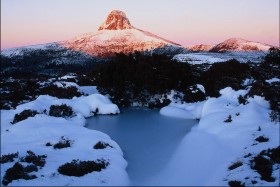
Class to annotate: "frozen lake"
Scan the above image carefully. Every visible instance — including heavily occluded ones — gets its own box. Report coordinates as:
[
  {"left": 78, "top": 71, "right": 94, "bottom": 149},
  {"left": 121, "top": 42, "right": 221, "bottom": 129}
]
[{"left": 86, "top": 107, "right": 197, "bottom": 186}]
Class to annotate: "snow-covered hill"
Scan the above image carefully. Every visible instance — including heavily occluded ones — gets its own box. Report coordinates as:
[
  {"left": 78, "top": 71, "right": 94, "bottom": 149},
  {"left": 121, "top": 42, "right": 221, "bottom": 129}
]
[
  {"left": 210, "top": 38, "right": 272, "bottom": 52},
  {"left": 1, "top": 10, "right": 185, "bottom": 60}
]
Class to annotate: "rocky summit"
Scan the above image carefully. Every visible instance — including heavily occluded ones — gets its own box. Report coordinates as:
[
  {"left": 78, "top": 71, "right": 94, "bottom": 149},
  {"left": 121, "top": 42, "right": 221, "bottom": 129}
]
[{"left": 98, "top": 10, "right": 134, "bottom": 30}]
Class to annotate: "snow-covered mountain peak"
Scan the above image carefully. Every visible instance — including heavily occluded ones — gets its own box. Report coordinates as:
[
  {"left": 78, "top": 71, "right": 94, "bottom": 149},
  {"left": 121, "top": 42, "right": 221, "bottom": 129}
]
[
  {"left": 98, "top": 10, "right": 134, "bottom": 31},
  {"left": 1, "top": 10, "right": 185, "bottom": 59}
]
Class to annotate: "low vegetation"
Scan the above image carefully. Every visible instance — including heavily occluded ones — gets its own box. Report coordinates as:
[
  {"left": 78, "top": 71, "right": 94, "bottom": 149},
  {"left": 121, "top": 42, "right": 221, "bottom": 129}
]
[
  {"left": 201, "top": 59, "right": 250, "bottom": 97},
  {"left": 12, "top": 110, "right": 39, "bottom": 124},
  {"left": 224, "top": 115, "right": 232, "bottom": 123},
  {"left": 40, "top": 84, "right": 81, "bottom": 99},
  {"left": 58, "top": 159, "right": 109, "bottom": 177},
  {"left": 49, "top": 104, "right": 74, "bottom": 118},
  {"left": 19, "top": 150, "right": 47, "bottom": 168},
  {"left": 0, "top": 153, "right": 19, "bottom": 164},
  {"left": 93, "top": 141, "right": 113, "bottom": 149},
  {"left": 228, "top": 161, "right": 243, "bottom": 170},
  {"left": 228, "top": 180, "right": 245, "bottom": 187},
  {"left": 53, "top": 136, "right": 73, "bottom": 149},
  {"left": 249, "top": 147, "right": 279, "bottom": 182},
  {"left": 255, "top": 136, "right": 269, "bottom": 143},
  {"left": 93, "top": 53, "right": 198, "bottom": 107},
  {"left": 1, "top": 151, "right": 47, "bottom": 186},
  {"left": 2, "top": 162, "right": 37, "bottom": 186}
]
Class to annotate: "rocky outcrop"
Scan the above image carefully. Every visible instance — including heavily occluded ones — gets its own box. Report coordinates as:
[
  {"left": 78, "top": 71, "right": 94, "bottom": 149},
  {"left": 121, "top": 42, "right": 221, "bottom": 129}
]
[{"left": 98, "top": 10, "right": 134, "bottom": 30}]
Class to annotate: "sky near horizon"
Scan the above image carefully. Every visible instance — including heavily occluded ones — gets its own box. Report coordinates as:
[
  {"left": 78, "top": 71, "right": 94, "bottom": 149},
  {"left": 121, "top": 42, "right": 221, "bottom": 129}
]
[{"left": 1, "top": 0, "right": 279, "bottom": 49}]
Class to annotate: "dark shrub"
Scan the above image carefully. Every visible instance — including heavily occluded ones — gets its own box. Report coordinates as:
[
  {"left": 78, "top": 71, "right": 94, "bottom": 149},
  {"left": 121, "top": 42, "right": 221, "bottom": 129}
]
[
  {"left": 260, "top": 146, "right": 280, "bottom": 164},
  {"left": 244, "top": 153, "right": 252, "bottom": 158},
  {"left": 251, "top": 180, "right": 257, "bottom": 185},
  {"left": 201, "top": 59, "right": 250, "bottom": 97},
  {"left": 0, "top": 75, "right": 43, "bottom": 110},
  {"left": 224, "top": 115, "right": 232, "bottom": 123},
  {"left": 40, "top": 84, "right": 81, "bottom": 99},
  {"left": 93, "top": 141, "right": 113, "bottom": 149},
  {"left": 238, "top": 95, "right": 248, "bottom": 105},
  {"left": 250, "top": 155, "right": 274, "bottom": 182},
  {"left": 264, "top": 47, "right": 280, "bottom": 65},
  {"left": 148, "top": 98, "right": 171, "bottom": 109},
  {"left": 12, "top": 110, "right": 38, "bottom": 124},
  {"left": 0, "top": 152, "right": 19, "bottom": 164},
  {"left": 183, "top": 85, "right": 206, "bottom": 103},
  {"left": 2, "top": 162, "right": 37, "bottom": 186},
  {"left": 49, "top": 104, "right": 74, "bottom": 118},
  {"left": 94, "top": 53, "right": 196, "bottom": 107},
  {"left": 228, "top": 180, "right": 245, "bottom": 187},
  {"left": 246, "top": 81, "right": 279, "bottom": 121},
  {"left": 53, "top": 136, "right": 73, "bottom": 149},
  {"left": 45, "top": 142, "right": 52, "bottom": 146},
  {"left": 255, "top": 136, "right": 269, "bottom": 143},
  {"left": 269, "top": 110, "right": 280, "bottom": 122},
  {"left": 20, "top": 150, "right": 47, "bottom": 167},
  {"left": 58, "top": 159, "right": 109, "bottom": 177},
  {"left": 23, "top": 164, "right": 38, "bottom": 173},
  {"left": 228, "top": 161, "right": 243, "bottom": 170}
]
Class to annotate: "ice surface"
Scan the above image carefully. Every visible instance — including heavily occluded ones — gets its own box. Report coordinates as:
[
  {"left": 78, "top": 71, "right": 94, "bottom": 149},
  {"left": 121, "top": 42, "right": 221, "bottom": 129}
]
[{"left": 87, "top": 108, "right": 197, "bottom": 186}]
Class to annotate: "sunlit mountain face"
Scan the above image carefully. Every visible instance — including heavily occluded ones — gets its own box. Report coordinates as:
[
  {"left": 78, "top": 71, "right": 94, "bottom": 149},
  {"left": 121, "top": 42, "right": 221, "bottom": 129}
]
[{"left": 59, "top": 10, "right": 185, "bottom": 57}]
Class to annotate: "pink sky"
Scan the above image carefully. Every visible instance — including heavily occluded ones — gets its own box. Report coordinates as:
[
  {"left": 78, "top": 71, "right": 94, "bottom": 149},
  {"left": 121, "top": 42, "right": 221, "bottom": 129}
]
[{"left": 1, "top": 0, "right": 279, "bottom": 49}]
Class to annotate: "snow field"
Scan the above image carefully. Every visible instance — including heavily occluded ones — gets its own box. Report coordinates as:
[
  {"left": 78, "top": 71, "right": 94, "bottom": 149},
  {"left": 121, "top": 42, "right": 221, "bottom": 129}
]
[
  {"left": 159, "top": 87, "right": 279, "bottom": 186},
  {"left": 1, "top": 94, "right": 129, "bottom": 186}
]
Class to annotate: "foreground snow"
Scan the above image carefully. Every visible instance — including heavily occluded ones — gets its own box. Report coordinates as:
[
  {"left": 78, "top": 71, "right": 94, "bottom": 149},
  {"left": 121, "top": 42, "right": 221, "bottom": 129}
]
[
  {"left": 1, "top": 94, "right": 128, "bottom": 186},
  {"left": 159, "top": 87, "right": 279, "bottom": 186}
]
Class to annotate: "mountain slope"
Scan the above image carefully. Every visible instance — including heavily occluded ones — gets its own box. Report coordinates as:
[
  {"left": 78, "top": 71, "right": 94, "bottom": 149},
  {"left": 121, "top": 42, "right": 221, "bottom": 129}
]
[
  {"left": 187, "top": 44, "right": 213, "bottom": 52},
  {"left": 210, "top": 38, "right": 272, "bottom": 52}
]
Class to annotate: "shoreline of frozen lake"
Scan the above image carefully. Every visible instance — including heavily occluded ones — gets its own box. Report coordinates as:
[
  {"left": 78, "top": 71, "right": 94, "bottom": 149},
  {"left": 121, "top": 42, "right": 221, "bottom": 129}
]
[{"left": 86, "top": 107, "right": 197, "bottom": 186}]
